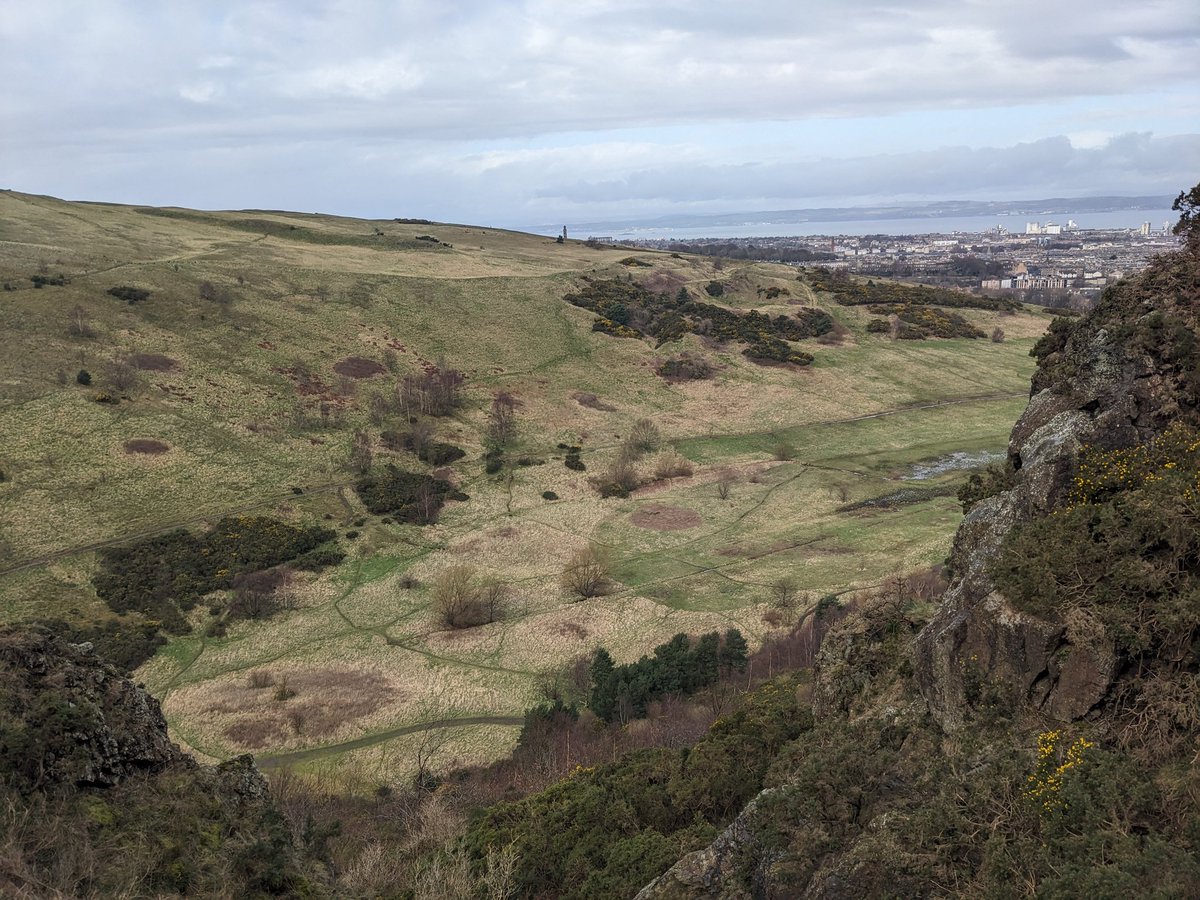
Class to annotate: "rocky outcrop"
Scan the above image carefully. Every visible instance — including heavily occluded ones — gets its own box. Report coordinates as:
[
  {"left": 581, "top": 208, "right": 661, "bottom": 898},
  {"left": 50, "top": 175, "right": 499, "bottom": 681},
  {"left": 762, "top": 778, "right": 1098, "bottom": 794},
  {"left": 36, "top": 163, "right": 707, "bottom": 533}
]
[
  {"left": 0, "top": 625, "right": 187, "bottom": 788},
  {"left": 914, "top": 267, "right": 1198, "bottom": 729},
  {"left": 636, "top": 788, "right": 783, "bottom": 899}
]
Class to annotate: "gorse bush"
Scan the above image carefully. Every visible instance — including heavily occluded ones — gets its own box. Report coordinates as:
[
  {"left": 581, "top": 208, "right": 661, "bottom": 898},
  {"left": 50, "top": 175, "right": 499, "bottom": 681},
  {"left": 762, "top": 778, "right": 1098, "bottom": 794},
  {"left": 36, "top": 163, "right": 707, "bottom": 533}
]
[
  {"left": 464, "top": 672, "right": 809, "bottom": 900},
  {"left": 353, "top": 464, "right": 454, "bottom": 522},
  {"left": 991, "top": 424, "right": 1200, "bottom": 655},
  {"left": 106, "top": 285, "right": 150, "bottom": 303},
  {"left": 866, "top": 303, "right": 986, "bottom": 339},
  {"left": 563, "top": 277, "right": 830, "bottom": 362},
  {"left": 804, "top": 266, "right": 1020, "bottom": 311},
  {"left": 93, "top": 517, "right": 339, "bottom": 632}
]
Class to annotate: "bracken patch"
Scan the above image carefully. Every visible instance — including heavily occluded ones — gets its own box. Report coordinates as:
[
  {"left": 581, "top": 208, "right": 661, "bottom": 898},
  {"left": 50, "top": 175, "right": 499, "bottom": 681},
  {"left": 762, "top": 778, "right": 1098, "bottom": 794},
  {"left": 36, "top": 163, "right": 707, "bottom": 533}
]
[
  {"left": 333, "top": 356, "right": 387, "bottom": 378},
  {"left": 122, "top": 439, "right": 170, "bottom": 455}
]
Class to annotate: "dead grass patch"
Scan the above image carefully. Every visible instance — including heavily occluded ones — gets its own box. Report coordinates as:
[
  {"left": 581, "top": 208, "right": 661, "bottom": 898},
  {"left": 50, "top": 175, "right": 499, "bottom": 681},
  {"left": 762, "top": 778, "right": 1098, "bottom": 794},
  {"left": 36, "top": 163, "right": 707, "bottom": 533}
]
[
  {"left": 211, "top": 667, "right": 398, "bottom": 751},
  {"left": 573, "top": 391, "right": 616, "bottom": 412},
  {"left": 630, "top": 503, "right": 703, "bottom": 531},
  {"left": 129, "top": 353, "right": 178, "bottom": 371},
  {"left": 122, "top": 439, "right": 170, "bottom": 455},
  {"left": 333, "top": 356, "right": 387, "bottom": 378},
  {"left": 555, "top": 622, "right": 589, "bottom": 640}
]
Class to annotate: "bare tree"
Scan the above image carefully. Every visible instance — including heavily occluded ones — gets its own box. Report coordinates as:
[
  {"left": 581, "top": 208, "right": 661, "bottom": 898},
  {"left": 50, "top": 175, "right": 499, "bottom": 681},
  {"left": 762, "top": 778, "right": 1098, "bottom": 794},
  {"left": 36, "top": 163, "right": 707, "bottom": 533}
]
[
  {"left": 105, "top": 355, "right": 141, "bottom": 393},
  {"left": 432, "top": 565, "right": 505, "bottom": 629},
  {"left": 368, "top": 393, "right": 393, "bottom": 425},
  {"left": 349, "top": 429, "right": 373, "bottom": 475},
  {"left": 487, "top": 392, "right": 519, "bottom": 449},
  {"left": 716, "top": 468, "right": 738, "bottom": 500},
  {"left": 770, "top": 576, "right": 801, "bottom": 624},
  {"left": 625, "top": 418, "right": 661, "bottom": 457},
  {"left": 990, "top": 326, "right": 1006, "bottom": 343},
  {"left": 398, "top": 360, "right": 464, "bottom": 417},
  {"left": 561, "top": 545, "right": 611, "bottom": 599},
  {"left": 66, "top": 305, "right": 96, "bottom": 339}
]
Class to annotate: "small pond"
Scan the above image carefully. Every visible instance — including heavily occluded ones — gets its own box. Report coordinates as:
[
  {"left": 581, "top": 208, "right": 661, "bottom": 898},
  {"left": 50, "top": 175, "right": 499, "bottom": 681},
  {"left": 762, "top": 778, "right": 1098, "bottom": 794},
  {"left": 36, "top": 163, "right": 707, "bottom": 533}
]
[{"left": 905, "top": 450, "right": 1004, "bottom": 481}]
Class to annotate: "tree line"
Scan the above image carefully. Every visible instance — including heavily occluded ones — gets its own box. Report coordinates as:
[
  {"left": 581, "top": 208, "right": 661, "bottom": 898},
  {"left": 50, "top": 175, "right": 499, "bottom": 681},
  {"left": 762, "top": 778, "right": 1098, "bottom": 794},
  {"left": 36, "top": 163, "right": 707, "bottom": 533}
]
[{"left": 587, "top": 629, "right": 749, "bottom": 722}]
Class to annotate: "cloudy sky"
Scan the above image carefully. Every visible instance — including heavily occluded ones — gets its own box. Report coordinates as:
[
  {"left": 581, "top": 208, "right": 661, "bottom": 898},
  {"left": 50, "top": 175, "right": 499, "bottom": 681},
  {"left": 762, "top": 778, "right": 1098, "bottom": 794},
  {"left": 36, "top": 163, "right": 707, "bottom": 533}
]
[{"left": 3, "top": 1, "right": 1197, "bottom": 228}]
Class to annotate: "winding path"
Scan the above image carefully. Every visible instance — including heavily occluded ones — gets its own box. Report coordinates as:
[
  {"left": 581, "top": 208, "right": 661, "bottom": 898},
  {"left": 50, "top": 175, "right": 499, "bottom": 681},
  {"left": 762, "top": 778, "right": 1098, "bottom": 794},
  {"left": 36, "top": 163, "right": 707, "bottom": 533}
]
[{"left": 254, "top": 715, "right": 525, "bottom": 770}]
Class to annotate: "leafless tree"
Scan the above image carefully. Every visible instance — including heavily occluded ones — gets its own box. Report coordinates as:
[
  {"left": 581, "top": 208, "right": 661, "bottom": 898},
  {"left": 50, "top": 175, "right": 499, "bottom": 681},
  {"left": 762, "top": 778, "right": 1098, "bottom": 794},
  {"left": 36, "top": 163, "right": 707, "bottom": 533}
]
[
  {"left": 487, "top": 392, "right": 519, "bottom": 448},
  {"left": 770, "top": 576, "right": 801, "bottom": 624},
  {"left": 105, "top": 355, "right": 141, "bottom": 393},
  {"left": 625, "top": 418, "right": 661, "bottom": 457},
  {"left": 66, "top": 305, "right": 96, "bottom": 339},
  {"left": 716, "top": 468, "right": 738, "bottom": 500},
  {"left": 349, "top": 429, "right": 373, "bottom": 474},
  {"left": 398, "top": 360, "right": 464, "bottom": 417},
  {"left": 432, "top": 564, "right": 505, "bottom": 629},
  {"left": 561, "top": 545, "right": 611, "bottom": 599}
]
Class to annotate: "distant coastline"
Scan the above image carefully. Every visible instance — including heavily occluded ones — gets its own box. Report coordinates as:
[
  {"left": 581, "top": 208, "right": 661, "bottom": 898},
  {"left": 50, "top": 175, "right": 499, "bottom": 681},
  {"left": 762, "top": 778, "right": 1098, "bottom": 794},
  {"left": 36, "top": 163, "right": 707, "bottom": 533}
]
[{"left": 538, "top": 196, "right": 1177, "bottom": 240}]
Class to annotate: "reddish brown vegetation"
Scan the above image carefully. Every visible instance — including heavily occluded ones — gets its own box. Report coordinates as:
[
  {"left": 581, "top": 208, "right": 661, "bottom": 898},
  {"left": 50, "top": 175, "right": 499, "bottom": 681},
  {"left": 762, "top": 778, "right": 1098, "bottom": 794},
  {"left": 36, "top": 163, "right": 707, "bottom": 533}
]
[
  {"left": 573, "top": 392, "right": 616, "bottom": 411},
  {"left": 122, "top": 439, "right": 170, "bottom": 455},
  {"left": 333, "top": 356, "right": 387, "bottom": 379},
  {"left": 630, "top": 503, "right": 703, "bottom": 531},
  {"left": 129, "top": 353, "right": 178, "bottom": 372}
]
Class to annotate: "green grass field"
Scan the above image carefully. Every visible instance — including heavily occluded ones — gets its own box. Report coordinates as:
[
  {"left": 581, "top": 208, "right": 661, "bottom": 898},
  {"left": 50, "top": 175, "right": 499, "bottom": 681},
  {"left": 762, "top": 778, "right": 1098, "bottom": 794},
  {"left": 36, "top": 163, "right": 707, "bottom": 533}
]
[{"left": 0, "top": 190, "right": 1045, "bottom": 779}]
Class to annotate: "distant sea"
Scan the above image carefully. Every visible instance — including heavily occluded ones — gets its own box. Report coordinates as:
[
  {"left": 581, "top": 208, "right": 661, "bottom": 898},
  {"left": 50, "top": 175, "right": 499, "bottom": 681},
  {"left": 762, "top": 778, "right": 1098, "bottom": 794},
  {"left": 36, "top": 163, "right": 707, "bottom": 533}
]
[{"left": 550, "top": 209, "right": 1178, "bottom": 241}]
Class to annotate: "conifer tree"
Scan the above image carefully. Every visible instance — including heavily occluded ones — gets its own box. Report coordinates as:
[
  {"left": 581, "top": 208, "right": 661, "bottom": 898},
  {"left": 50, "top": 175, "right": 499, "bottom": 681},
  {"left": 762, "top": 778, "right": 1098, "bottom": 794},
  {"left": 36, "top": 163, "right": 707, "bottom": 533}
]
[{"left": 719, "top": 628, "right": 749, "bottom": 672}]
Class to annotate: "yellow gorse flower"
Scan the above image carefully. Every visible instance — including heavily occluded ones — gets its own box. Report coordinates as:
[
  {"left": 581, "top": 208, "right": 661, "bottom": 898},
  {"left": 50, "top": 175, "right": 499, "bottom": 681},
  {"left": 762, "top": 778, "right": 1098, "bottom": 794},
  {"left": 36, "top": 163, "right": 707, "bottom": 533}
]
[{"left": 1026, "top": 730, "right": 1095, "bottom": 812}]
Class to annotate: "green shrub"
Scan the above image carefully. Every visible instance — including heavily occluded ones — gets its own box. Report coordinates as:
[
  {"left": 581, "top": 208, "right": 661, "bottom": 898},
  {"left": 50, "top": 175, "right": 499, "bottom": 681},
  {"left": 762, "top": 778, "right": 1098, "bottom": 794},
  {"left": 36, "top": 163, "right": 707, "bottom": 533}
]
[
  {"left": 958, "top": 460, "right": 1017, "bottom": 512},
  {"left": 464, "top": 673, "right": 809, "bottom": 899},
  {"left": 990, "top": 425, "right": 1200, "bottom": 655},
  {"left": 93, "top": 517, "right": 337, "bottom": 625},
  {"left": 353, "top": 464, "right": 452, "bottom": 523},
  {"left": 804, "top": 266, "right": 1019, "bottom": 311},
  {"left": 106, "top": 286, "right": 150, "bottom": 303}
]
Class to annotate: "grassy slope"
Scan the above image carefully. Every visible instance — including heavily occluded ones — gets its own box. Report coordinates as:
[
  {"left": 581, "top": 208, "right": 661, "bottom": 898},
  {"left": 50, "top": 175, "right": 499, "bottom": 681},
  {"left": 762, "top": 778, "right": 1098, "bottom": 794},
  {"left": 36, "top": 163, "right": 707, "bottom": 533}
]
[{"left": 0, "top": 190, "right": 1046, "bottom": 776}]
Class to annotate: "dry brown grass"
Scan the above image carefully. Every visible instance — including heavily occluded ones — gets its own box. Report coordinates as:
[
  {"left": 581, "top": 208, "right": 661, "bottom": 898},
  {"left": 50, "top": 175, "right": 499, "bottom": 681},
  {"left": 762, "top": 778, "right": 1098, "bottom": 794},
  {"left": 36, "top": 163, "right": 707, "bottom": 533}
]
[
  {"left": 194, "top": 667, "right": 399, "bottom": 751},
  {"left": 630, "top": 503, "right": 703, "bottom": 531}
]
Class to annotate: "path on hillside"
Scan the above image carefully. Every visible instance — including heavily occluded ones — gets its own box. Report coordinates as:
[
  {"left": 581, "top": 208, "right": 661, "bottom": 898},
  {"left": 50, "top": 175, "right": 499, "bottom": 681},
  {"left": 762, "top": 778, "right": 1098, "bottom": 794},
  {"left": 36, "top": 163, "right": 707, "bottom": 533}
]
[
  {"left": 0, "top": 390, "right": 1023, "bottom": 579},
  {"left": 254, "top": 715, "right": 526, "bottom": 770}
]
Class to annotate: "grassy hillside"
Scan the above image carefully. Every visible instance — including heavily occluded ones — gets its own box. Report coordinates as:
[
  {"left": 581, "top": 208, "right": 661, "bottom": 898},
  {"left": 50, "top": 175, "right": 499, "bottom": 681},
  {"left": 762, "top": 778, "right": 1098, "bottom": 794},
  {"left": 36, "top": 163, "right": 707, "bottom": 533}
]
[{"left": 0, "top": 190, "right": 1047, "bottom": 776}]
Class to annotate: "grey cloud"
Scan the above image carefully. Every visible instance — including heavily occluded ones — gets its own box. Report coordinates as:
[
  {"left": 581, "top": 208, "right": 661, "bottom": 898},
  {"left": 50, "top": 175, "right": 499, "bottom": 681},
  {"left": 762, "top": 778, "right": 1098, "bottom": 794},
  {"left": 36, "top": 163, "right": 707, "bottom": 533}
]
[
  {"left": 3, "top": 0, "right": 1197, "bottom": 144},
  {"left": 2, "top": 2, "right": 1197, "bottom": 225},
  {"left": 529, "top": 133, "right": 1198, "bottom": 209}
]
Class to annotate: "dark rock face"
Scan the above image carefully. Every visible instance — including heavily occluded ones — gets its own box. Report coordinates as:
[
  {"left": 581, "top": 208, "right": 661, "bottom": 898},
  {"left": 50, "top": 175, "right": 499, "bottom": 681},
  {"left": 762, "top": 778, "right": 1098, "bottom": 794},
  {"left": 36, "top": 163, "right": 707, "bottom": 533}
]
[
  {"left": 636, "top": 788, "right": 783, "bottom": 899},
  {"left": 914, "top": 269, "right": 1197, "bottom": 729},
  {"left": 0, "top": 626, "right": 187, "bottom": 788}
]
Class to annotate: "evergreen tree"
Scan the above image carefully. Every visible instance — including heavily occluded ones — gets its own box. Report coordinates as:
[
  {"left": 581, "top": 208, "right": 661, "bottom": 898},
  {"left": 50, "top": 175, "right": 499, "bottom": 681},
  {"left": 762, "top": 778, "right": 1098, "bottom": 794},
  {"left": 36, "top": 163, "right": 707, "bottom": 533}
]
[
  {"left": 588, "top": 648, "right": 616, "bottom": 720},
  {"left": 691, "top": 632, "right": 721, "bottom": 689},
  {"left": 719, "top": 628, "right": 749, "bottom": 672}
]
